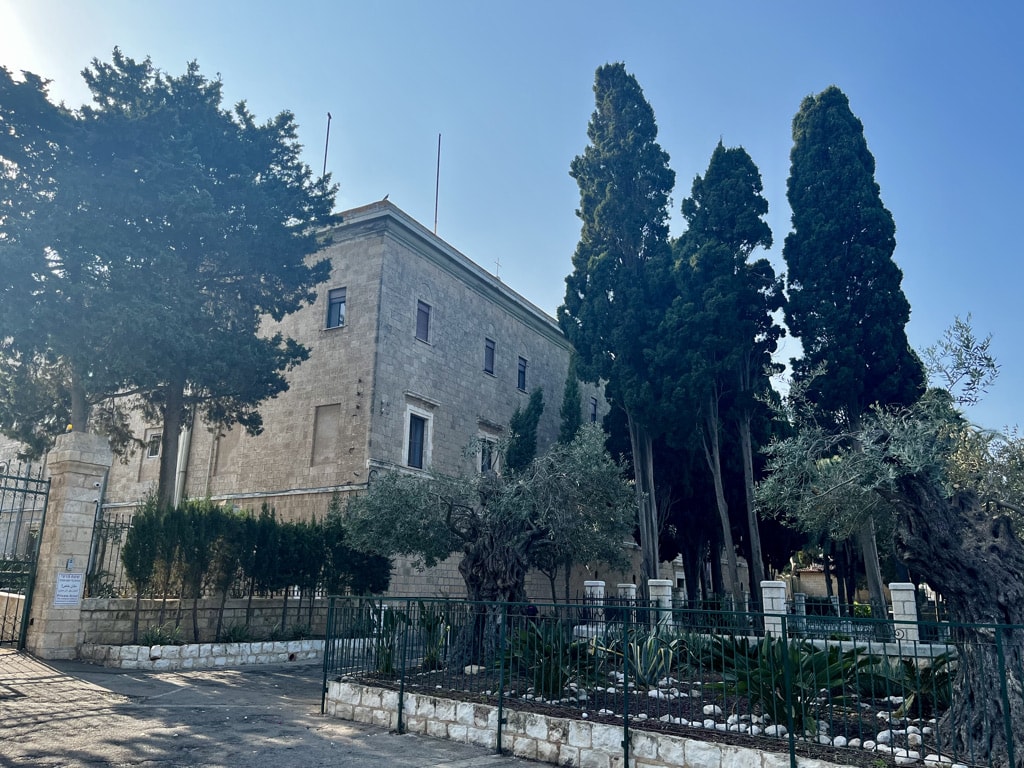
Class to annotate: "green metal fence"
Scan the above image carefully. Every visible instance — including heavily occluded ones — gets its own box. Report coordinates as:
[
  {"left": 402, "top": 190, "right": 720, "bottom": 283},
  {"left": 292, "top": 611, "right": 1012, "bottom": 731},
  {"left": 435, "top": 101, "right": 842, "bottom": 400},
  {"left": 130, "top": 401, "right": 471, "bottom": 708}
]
[{"left": 322, "top": 595, "right": 1021, "bottom": 768}]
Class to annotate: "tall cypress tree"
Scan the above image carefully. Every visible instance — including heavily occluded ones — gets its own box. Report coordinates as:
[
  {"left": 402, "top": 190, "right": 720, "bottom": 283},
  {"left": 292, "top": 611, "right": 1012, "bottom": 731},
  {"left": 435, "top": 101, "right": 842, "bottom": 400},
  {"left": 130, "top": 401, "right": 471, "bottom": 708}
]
[
  {"left": 783, "top": 86, "right": 924, "bottom": 611},
  {"left": 559, "top": 63, "right": 676, "bottom": 587},
  {"left": 784, "top": 86, "right": 924, "bottom": 422},
  {"left": 670, "top": 143, "right": 780, "bottom": 605}
]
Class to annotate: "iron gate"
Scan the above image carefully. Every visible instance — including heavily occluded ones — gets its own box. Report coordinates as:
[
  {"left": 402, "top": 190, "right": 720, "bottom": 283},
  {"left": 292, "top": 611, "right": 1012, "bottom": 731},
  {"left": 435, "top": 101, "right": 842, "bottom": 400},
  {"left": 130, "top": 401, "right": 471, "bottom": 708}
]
[{"left": 0, "top": 461, "right": 50, "bottom": 648}]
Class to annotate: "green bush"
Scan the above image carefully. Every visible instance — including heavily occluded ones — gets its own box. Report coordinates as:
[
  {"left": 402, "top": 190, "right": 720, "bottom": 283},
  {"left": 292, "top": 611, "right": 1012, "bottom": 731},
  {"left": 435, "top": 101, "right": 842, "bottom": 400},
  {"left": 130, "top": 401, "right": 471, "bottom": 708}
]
[
  {"left": 218, "top": 623, "right": 254, "bottom": 643},
  {"left": 140, "top": 622, "right": 185, "bottom": 646}
]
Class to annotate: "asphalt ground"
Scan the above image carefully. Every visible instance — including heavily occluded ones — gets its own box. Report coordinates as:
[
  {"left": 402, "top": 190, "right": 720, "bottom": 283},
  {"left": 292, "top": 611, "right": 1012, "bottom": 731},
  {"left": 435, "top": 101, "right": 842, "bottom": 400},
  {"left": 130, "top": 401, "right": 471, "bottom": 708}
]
[{"left": 0, "top": 649, "right": 528, "bottom": 767}]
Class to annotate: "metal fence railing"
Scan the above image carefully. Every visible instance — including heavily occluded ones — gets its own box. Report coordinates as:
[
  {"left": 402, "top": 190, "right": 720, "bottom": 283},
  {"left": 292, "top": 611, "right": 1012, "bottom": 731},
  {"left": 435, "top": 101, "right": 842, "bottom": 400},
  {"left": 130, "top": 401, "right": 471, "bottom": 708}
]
[{"left": 323, "top": 596, "right": 1020, "bottom": 768}]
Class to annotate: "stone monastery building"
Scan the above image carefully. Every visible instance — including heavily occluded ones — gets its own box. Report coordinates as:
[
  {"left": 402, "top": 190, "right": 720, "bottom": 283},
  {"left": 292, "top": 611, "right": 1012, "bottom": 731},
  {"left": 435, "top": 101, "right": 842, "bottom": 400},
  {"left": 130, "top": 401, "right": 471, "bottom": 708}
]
[{"left": 98, "top": 200, "right": 608, "bottom": 596}]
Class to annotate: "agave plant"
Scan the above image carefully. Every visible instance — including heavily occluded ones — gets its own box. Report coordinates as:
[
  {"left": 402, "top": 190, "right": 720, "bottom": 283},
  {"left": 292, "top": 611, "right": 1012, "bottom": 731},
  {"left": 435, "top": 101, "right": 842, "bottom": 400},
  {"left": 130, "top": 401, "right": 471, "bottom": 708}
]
[
  {"left": 709, "top": 634, "right": 871, "bottom": 734},
  {"left": 502, "top": 619, "right": 599, "bottom": 698}
]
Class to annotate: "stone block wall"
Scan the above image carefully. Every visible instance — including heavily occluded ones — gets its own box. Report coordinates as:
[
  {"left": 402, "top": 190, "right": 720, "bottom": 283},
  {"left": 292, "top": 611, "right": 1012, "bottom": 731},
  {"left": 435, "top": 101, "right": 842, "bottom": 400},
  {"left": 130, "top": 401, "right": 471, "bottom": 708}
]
[
  {"left": 79, "top": 596, "right": 329, "bottom": 646},
  {"left": 325, "top": 680, "right": 858, "bottom": 768},
  {"left": 80, "top": 638, "right": 322, "bottom": 670}
]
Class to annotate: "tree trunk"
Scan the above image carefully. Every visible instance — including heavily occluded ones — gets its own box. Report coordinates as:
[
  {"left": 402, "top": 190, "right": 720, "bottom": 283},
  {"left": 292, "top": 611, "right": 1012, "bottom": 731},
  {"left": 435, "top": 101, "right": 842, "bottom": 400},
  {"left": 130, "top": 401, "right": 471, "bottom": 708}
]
[
  {"left": 157, "top": 375, "right": 187, "bottom": 508},
  {"left": 700, "top": 397, "right": 744, "bottom": 609},
  {"left": 626, "top": 412, "right": 660, "bottom": 591},
  {"left": 888, "top": 475, "right": 1024, "bottom": 768},
  {"left": 855, "top": 517, "right": 887, "bottom": 616},
  {"left": 737, "top": 412, "right": 766, "bottom": 601}
]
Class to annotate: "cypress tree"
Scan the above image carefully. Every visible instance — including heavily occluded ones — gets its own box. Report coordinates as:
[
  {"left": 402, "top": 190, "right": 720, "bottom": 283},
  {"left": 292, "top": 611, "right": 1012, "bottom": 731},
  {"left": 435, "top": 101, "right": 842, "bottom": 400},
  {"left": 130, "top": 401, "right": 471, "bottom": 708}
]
[{"left": 783, "top": 86, "right": 925, "bottom": 612}]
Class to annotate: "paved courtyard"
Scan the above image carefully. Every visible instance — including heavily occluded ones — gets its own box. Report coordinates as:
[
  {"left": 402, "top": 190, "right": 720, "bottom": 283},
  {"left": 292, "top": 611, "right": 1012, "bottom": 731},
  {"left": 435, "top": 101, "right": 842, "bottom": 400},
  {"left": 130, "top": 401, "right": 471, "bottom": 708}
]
[{"left": 0, "top": 649, "right": 528, "bottom": 767}]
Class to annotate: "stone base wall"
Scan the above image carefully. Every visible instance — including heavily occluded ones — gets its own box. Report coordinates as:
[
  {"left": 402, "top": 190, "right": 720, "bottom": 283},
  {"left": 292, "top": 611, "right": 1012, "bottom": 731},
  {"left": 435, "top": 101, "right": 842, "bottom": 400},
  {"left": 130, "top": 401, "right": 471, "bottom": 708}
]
[
  {"left": 324, "top": 680, "right": 856, "bottom": 768},
  {"left": 80, "top": 596, "right": 329, "bottom": 646},
  {"left": 79, "top": 639, "right": 323, "bottom": 670}
]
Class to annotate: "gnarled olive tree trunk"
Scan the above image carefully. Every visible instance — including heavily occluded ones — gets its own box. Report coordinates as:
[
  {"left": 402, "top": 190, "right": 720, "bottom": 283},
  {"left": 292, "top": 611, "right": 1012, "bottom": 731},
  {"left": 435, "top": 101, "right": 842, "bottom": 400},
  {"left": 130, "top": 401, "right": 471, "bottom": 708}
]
[{"left": 889, "top": 476, "right": 1024, "bottom": 768}]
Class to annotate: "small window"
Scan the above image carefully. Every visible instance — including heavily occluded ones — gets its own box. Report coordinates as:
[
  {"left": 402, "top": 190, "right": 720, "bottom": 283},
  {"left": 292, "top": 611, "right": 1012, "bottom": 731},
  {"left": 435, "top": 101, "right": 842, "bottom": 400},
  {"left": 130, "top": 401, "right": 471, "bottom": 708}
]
[
  {"left": 326, "top": 287, "right": 346, "bottom": 329},
  {"left": 416, "top": 300, "right": 431, "bottom": 342},
  {"left": 146, "top": 432, "right": 162, "bottom": 459},
  {"left": 589, "top": 397, "right": 598, "bottom": 423},
  {"left": 517, "top": 357, "right": 527, "bottom": 391},
  {"left": 484, "top": 338, "right": 495, "bottom": 375},
  {"left": 407, "top": 414, "right": 427, "bottom": 469}
]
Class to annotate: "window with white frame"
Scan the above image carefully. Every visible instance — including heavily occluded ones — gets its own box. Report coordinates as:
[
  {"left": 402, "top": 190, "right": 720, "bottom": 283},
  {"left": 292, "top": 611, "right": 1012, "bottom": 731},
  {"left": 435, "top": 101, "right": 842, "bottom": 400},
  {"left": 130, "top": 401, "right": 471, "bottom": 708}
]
[
  {"left": 326, "top": 287, "right": 346, "bottom": 329},
  {"left": 146, "top": 431, "right": 162, "bottom": 459},
  {"left": 589, "top": 396, "right": 599, "bottom": 423}
]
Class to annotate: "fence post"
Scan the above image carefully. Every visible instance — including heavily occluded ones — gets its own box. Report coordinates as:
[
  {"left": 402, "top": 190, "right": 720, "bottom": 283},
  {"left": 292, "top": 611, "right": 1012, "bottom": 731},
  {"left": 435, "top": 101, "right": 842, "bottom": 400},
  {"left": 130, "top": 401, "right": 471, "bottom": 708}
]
[
  {"left": 397, "top": 599, "right": 411, "bottom": 734},
  {"left": 25, "top": 432, "right": 112, "bottom": 659},
  {"left": 584, "top": 580, "right": 605, "bottom": 629},
  {"left": 761, "top": 581, "right": 787, "bottom": 638},
  {"left": 321, "top": 596, "right": 335, "bottom": 714},
  {"left": 888, "top": 582, "right": 919, "bottom": 642},
  {"left": 996, "top": 627, "right": 1016, "bottom": 768},
  {"left": 496, "top": 602, "right": 507, "bottom": 755},
  {"left": 647, "top": 579, "right": 672, "bottom": 628}
]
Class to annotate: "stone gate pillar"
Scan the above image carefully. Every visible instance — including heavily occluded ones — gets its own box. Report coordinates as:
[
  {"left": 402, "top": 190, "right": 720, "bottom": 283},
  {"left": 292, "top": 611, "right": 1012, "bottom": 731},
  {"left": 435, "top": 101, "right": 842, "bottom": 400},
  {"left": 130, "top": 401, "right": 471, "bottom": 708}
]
[
  {"left": 888, "top": 582, "right": 920, "bottom": 643},
  {"left": 25, "top": 432, "right": 112, "bottom": 660},
  {"left": 761, "top": 580, "right": 788, "bottom": 638}
]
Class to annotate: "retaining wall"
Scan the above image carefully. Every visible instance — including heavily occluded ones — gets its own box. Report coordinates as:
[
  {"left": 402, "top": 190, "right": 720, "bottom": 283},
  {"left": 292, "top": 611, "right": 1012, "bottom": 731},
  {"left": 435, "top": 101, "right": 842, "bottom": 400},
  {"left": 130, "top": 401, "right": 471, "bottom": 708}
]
[
  {"left": 79, "top": 596, "right": 329, "bottom": 646},
  {"left": 79, "top": 638, "right": 323, "bottom": 671},
  {"left": 324, "top": 680, "right": 857, "bottom": 768}
]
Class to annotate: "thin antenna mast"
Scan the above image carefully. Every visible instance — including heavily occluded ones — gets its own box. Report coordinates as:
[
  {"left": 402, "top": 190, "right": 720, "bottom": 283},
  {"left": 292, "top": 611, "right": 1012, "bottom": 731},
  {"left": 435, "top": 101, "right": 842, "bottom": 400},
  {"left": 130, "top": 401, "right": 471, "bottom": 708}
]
[
  {"left": 434, "top": 133, "right": 441, "bottom": 234},
  {"left": 322, "top": 112, "right": 332, "bottom": 177}
]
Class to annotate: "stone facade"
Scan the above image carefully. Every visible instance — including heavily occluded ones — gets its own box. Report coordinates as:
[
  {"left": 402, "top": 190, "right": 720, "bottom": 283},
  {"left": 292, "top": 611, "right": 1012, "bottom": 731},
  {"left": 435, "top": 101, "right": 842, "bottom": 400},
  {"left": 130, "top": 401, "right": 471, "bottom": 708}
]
[{"left": 92, "top": 201, "right": 607, "bottom": 598}]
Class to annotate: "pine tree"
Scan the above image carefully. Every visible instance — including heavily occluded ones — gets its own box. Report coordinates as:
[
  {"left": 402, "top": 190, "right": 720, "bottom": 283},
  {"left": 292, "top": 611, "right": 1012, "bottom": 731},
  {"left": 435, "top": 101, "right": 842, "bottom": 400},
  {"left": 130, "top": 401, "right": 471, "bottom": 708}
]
[{"left": 558, "top": 358, "right": 583, "bottom": 444}]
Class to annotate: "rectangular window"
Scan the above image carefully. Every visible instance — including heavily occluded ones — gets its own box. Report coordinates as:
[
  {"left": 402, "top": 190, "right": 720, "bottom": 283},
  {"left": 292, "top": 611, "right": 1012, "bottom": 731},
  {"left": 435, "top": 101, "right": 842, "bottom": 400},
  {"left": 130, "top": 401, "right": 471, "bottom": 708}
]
[
  {"left": 416, "top": 300, "right": 431, "bottom": 342},
  {"left": 517, "top": 357, "right": 527, "bottom": 391},
  {"left": 589, "top": 397, "right": 598, "bottom": 423},
  {"left": 484, "top": 338, "right": 495, "bottom": 375},
  {"left": 407, "top": 414, "right": 427, "bottom": 469},
  {"left": 326, "top": 287, "right": 346, "bottom": 328},
  {"left": 480, "top": 439, "right": 496, "bottom": 472},
  {"left": 146, "top": 432, "right": 162, "bottom": 459}
]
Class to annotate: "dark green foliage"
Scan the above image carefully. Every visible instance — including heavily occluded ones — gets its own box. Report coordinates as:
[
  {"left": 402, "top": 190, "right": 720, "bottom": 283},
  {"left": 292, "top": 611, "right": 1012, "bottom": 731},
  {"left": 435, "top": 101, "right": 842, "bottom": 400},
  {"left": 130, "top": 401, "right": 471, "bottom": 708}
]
[
  {"left": 505, "top": 388, "right": 544, "bottom": 473},
  {"left": 417, "top": 601, "right": 448, "bottom": 671},
  {"left": 559, "top": 63, "right": 678, "bottom": 585},
  {"left": 322, "top": 494, "right": 392, "bottom": 596},
  {"left": 665, "top": 142, "right": 781, "bottom": 602},
  {"left": 708, "top": 634, "right": 870, "bottom": 734},
  {"left": 783, "top": 86, "right": 924, "bottom": 425},
  {"left": 119, "top": 494, "right": 162, "bottom": 643},
  {"left": 0, "top": 52, "right": 336, "bottom": 501},
  {"left": 558, "top": 359, "right": 583, "bottom": 445},
  {"left": 502, "top": 619, "right": 598, "bottom": 698},
  {"left": 855, "top": 651, "right": 956, "bottom": 718}
]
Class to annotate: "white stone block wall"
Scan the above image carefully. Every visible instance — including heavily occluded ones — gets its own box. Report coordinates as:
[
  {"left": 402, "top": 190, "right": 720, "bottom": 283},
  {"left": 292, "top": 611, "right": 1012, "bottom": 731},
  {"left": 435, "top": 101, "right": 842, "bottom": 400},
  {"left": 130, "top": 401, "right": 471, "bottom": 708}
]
[
  {"left": 79, "top": 639, "right": 323, "bottom": 670},
  {"left": 324, "top": 680, "right": 858, "bottom": 768}
]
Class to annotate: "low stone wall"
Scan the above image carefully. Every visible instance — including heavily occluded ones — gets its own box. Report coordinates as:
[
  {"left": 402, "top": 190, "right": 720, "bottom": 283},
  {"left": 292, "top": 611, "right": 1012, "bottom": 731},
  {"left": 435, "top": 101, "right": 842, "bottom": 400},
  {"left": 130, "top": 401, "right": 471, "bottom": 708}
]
[
  {"left": 79, "top": 639, "right": 323, "bottom": 671},
  {"left": 324, "top": 680, "right": 856, "bottom": 768},
  {"left": 79, "top": 596, "right": 329, "bottom": 646}
]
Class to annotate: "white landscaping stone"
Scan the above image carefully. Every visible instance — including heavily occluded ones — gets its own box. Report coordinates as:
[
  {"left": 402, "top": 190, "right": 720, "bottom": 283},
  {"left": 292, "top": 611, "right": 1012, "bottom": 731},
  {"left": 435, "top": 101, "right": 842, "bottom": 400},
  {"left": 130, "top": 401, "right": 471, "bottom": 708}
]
[
  {"left": 832, "top": 736, "right": 848, "bottom": 748},
  {"left": 863, "top": 741, "right": 876, "bottom": 751},
  {"left": 924, "top": 755, "right": 953, "bottom": 767},
  {"left": 702, "top": 704, "right": 723, "bottom": 717},
  {"left": 763, "top": 725, "right": 787, "bottom": 738}
]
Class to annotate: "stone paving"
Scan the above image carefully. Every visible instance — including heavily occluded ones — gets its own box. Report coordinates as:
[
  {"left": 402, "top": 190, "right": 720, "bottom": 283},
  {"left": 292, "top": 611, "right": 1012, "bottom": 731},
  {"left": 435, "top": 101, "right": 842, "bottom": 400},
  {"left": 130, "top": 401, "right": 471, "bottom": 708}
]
[{"left": 0, "top": 649, "right": 528, "bottom": 767}]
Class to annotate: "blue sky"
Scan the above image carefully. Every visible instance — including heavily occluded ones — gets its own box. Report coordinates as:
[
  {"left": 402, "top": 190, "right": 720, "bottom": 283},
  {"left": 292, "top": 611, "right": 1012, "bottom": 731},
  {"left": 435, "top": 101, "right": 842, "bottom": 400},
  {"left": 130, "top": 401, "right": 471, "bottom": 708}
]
[{"left": 3, "top": 1, "right": 1022, "bottom": 429}]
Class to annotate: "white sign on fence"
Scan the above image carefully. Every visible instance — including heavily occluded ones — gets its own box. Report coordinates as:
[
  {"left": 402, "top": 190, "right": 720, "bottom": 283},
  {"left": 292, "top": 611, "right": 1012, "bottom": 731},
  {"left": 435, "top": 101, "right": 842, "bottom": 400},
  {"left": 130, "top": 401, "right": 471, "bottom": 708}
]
[{"left": 54, "top": 572, "right": 84, "bottom": 607}]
